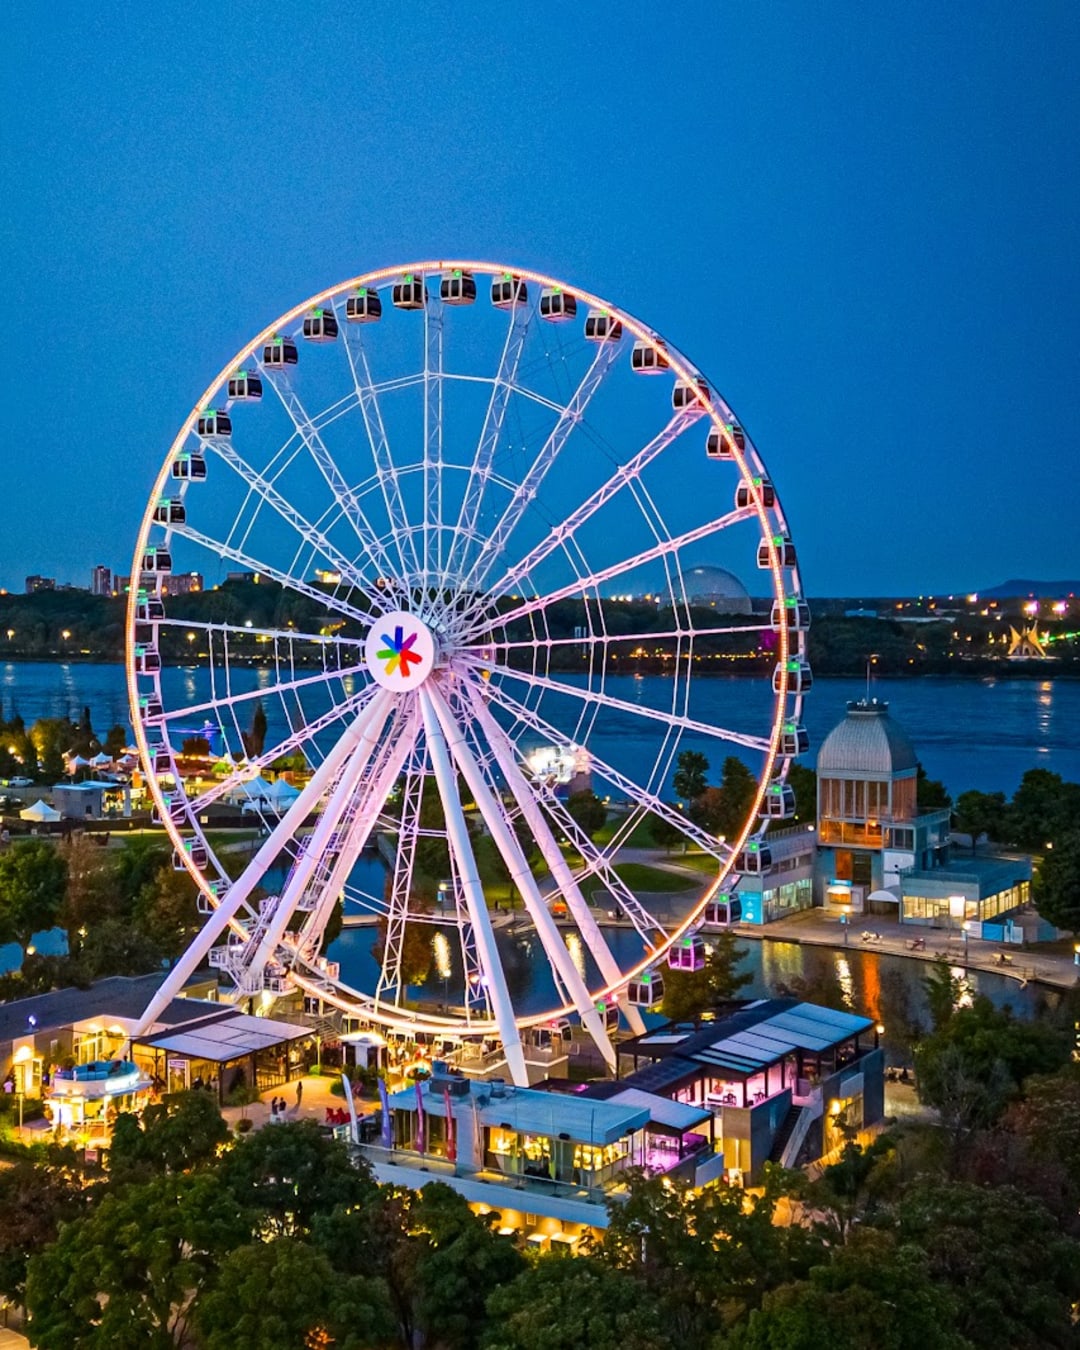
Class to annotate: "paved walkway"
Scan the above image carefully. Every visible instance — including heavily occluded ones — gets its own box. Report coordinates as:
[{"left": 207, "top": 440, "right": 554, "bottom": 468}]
[
  {"left": 220, "top": 1072, "right": 379, "bottom": 1134},
  {"left": 731, "top": 907, "right": 1079, "bottom": 990}
]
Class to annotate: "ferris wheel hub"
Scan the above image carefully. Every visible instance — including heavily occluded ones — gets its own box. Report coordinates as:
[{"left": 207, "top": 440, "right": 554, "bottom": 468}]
[{"left": 363, "top": 610, "right": 437, "bottom": 691}]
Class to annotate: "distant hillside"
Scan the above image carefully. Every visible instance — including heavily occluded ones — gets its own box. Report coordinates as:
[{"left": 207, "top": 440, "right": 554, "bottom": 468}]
[{"left": 978, "top": 580, "right": 1080, "bottom": 599}]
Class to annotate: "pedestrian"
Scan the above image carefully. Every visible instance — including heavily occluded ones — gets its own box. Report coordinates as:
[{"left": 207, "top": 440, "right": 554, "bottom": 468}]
[{"left": 295, "top": 1080, "right": 303, "bottom": 1109}]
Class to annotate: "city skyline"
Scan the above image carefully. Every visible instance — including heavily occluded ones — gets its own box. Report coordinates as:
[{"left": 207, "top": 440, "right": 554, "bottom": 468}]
[{"left": 4, "top": 5, "right": 1078, "bottom": 596}]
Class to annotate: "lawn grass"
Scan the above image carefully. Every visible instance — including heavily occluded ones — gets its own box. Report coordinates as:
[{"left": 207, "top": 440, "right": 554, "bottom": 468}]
[{"left": 596, "top": 862, "right": 698, "bottom": 894}]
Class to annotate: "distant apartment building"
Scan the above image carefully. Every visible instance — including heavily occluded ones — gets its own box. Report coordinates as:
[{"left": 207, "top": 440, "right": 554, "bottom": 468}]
[
  {"left": 91, "top": 565, "right": 112, "bottom": 596},
  {"left": 25, "top": 575, "right": 56, "bottom": 594},
  {"left": 162, "top": 572, "right": 203, "bottom": 596}
]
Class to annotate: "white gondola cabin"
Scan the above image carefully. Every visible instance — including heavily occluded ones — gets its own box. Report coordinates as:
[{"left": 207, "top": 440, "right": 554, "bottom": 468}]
[
  {"left": 780, "top": 722, "right": 810, "bottom": 756},
  {"left": 346, "top": 287, "right": 382, "bottom": 322},
  {"left": 139, "top": 694, "right": 163, "bottom": 721},
  {"left": 153, "top": 497, "right": 185, "bottom": 526},
  {"left": 136, "top": 592, "right": 164, "bottom": 623},
  {"left": 151, "top": 746, "right": 172, "bottom": 776},
  {"left": 142, "top": 547, "right": 172, "bottom": 574},
  {"left": 584, "top": 308, "right": 622, "bottom": 342},
  {"left": 227, "top": 369, "right": 262, "bottom": 401},
  {"left": 392, "top": 274, "right": 427, "bottom": 310},
  {"left": 491, "top": 273, "right": 527, "bottom": 308},
  {"left": 626, "top": 970, "right": 665, "bottom": 1008},
  {"left": 172, "top": 452, "right": 207, "bottom": 482},
  {"left": 735, "top": 840, "right": 772, "bottom": 874},
  {"left": 705, "top": 427, "right": 733, "bottom": 459},
  {"left": 539, "top": 286, "right": 576, "bottom": 321},
  {"left": 705, "top": 896, "right": 742, "bottom": 925},
  {"left": 594, "top": 999, "right": 620, "bottom": 1032},
  {"left": 303, "top": 308, "right": 339, "bottom": 342},
  {"left": 773, "top": 659, "right": 813, "bottom": 695},
  {"left": 672, "top": 377, "right": 710, "bottom": 410},
  {"left": 196, "top": 409, "right": 231, "bottom": 439},
  {"left": 440, "top": 269, "right": 477, "bottom": 305},
  {"left": 174, "top": 840, "right": 208, "bottom": 871},
  {"left": 735, "top": 478, "right": 775, "bottom": 510},
  {"left": 631, "top": 339, "right": 669, "bottom": 374},
  {"left": 262, "top": 334, "right": 298, "bottom": 366},
  {"left": 770, "top": 597, "right": 811, "bottom": 631},
  {"left": 527, "top": 1018, "right": 573, "bottom": 1052},
  {"left": 762, "top": 782, "right": 796, "bottom": 819},
  {"left": 757, "top": 536, "right": 797, "bottom": 569},
  {"left": 669, "top": 935, "right": 707, "bottom": 972},
  {"left": 135, "top": 644, "right": 161, "bottom": 674}
]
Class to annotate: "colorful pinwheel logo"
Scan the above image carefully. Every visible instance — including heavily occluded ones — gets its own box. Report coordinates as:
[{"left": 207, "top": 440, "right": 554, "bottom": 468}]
[{"left": 376, "top": 625, "right": 422, "bottom": 679}]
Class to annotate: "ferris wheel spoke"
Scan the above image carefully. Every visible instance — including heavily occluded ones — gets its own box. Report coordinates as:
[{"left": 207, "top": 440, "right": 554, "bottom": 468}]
[
  {"left": 336, "top": 306, "right": 422, "bottom": 586},
  {"left": 169, "top": 519, "right": 377, "bottom": 627},
  {"left": 458, "top": 339, "right": 622, "bottom": 596},
  {"left": 375, "top": 756, "right": 426, "bottom": 1006},
  {"left": 482, "top": 409, "right": 703, "bottom": 609},
  {"left": 205, "top": 440, "right": 386, "bottom": 608},
  {"left": 461, "top": 621, "right": 770, "bottom": 656},
  {"left": 258, "top": 363, "right": 406, "bottom": 605},
  {"left": 155, "top": 616, "right": 365, "bottom": 650},
  {"left": 420, "top": 687, "right": 529, "bottom": 1084},
  {"left": 184, "top": 684, "right": 380, "bottom": 813},
  {"left": 291, "top": 707, "right": 420, "bottom": 958},
  {"left": 427, "top": 681, "right": 616, "bottom": 1068},
  {"left": 162, "top": 658, "right": 369, "bottom": 726},
  {"left": 475, "top": 658, "right": 770, "bottom": 754},
  {"left": 445, "top": 304, "right": 533, "bottom": 583},
  {"left": 423, "top": 289, "right": 444, "bottom": 582},
  {"left": 482, "top": 678, "right": 734, "bottom": 858},
  {"left": 462, "top": 682, "right": 646, "bottom": 1036},
  {"left": 464, "top": 507, "right": 755, "bottom": 641}
]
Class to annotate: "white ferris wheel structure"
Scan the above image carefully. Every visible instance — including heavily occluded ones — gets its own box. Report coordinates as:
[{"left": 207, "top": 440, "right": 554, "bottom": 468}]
[{"left": 127, "top": 260, "right": 810, "bottom": 1085}]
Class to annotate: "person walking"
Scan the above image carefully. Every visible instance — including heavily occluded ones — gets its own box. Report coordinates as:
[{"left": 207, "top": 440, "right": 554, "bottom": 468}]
[{"left": 295, "top": 1080, "right": 304, "bottom": 1111}]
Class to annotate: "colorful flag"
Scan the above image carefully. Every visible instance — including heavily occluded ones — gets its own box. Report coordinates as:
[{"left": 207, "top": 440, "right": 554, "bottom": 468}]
[
  {"left": 377, "top": 1076, "right": 393, "bottom": 1150},
  {"left": 415, "top": 1079, "right": 426, "bottom": 1154},
  {"left": 443, "top": 1086, "right": 457, "bottom": 1163}
]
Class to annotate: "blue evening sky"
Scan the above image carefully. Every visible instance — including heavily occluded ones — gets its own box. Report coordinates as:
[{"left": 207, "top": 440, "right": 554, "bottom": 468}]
[{"left": 2, "top": 2, "right": 1078, "bottom": 597}]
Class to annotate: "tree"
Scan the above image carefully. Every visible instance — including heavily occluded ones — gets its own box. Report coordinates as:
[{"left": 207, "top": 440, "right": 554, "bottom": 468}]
[
  {"left": 661, "top": 930, "right": 751, "bottom": 1023},
  {"left": 916, "top": 763, "right": 950, "bottom": 810},
  {"left": 1033, "top": 828, "right": 1080, "bottom": 931},
  {"left": 220, "top": 1121, "right": 376, "bottom": 1236},
  {"left": 1009, "top": 768, "right": 1080, "bottom": 850},
  {"left": 104, "top": 723, "right": 128, "bottom": 757},
  {"left": 0, "top": 838, "right": 67, "bottom": 950},
  {"left": 921, "top": 956, "right": 963, "bottom": 1030},
  {"left": 195, "top": 1237, "right": 395, "bottom": 1350},
  {"left": 0, "top": 1153, "right": 92, "bottom": 1305},
  {"left": 241, "top": 700, "right": 268, "bottom": 759},
  {"left": 132, "top": 865, "right": 202, "bottom": 959},
  {"left": 952, "top": 788, "right": 1008, "bottom": 852},
  {"left": 731, "top": 1231, "right": 966, "bottom": 1350},
  {"left": 893, "top": 1180, "right": 1080, "bottom": 1350},
  {"left": 786, "top": 762, "right": 817, "bottom": 824},
  {"left": 58, "top": 831, "right": 118, "bottom": 931},
  {"left": 647, "top": 809, "right": 685, "bottom": 854},
  {"left": 672, "top": 750, "right": 708, "bottom": 803},
  {"left": 109, "top": 1090, "right": 230, "bottom": 1180},
  {"left": 79, "top": 917, "right": 164, "bottom": 980},
  {"left": 686, "top": 785, "right": 726, "bottom": 833},
  {"left": 25, "top": 1172, "right": 251, "bottom": 1349},
  {"left": 484, "top": 1257, "right": 672, "bottom": 1350},
  {"left": 565, "top": 790, "right": 607, "bottom": 841},
  {"left": 714, "top": 756, "right": 759, "bottom": 840}
]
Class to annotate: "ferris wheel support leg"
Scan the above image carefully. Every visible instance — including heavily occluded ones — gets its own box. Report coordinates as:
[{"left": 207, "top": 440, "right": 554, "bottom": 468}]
[
  {"left": 128, "top": 690, "right": 392, "bottom": 1043},
  {"left": 426, "top": 684, "right": 616, "bottom": 1072},
  {"left": 248, "top": 698, "right": 398, "bottom": 978},
  {"left": 466, "top": 687, "right": 647, "bottom": 1038},
  {"left": 419, "top": 688, "right": 529, "bottom": 1086}
]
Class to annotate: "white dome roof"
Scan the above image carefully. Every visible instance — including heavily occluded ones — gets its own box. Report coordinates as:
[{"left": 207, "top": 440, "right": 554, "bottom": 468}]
[{"left": 680, "top": 565, "right": 752, "bottom": 614}]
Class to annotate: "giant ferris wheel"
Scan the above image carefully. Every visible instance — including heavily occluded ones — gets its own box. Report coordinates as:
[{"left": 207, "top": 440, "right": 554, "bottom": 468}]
[{"left": 128, "top": 261, "right": 810, "bottom": 1084}]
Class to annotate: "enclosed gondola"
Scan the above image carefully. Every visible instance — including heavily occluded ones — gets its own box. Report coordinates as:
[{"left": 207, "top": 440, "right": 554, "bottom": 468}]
[
  {"left": 135, "top": 592, "right": 164, "bottom": 623},
  {"left": 757, "top": 536, "right": 797, "bottom": 569},
  {"left": 669, "top": 935, "right": 707, "bottom": 972},
  {"left": 171, "top": 452, "right": 207, "bottom": 481},
  {"left": 302, "top": 308, "right": 339, "bottom": 342},
  {"left": 392, "top": 274, "right": 427, "bottom": 310},
  {"left": 626, "top": 969, "right": 664, "bottom": 1008},
  {"left": 780, "top": 722, "right": 810, "bottom": 756},
  {"left": 770, "top": 597, "right": 811, "bottom": 631},
  {"left": 491, "top": 272, "right": 527, "bottom": 308},
  {"left": 631, "top": 339, "right": 669, "bottom": 374},
  {"left": 142, "top": 547, "right": 172, "bottom": 574},
  {"left": 227, "top": 369, "right": 262, "bottom": 401},
  {"left": 345, "top": 287, "right": 382, "bottom": 322},
  {"left": 262, "top": 334, "right": 298, "bottom": 366},
  {"left": 735, "top": 478, "right": 775, "bottom": 510},
  {"left": 735, "top": 840, "right": 772, "bottom": 873},
  {"left": 539, "top": 286, "right": 576, "bottom": 321},
  {"left": 174, "top": 840, "right": 209, "bottom": 871},
  {"left": 440, "top": 269, "right": 477, "bottom": 305},
  {"left": 153, "top": 498, "right": 186, "bottom": 526},
  {"left": 196, "top": 409, "right": 231, "bottom": 439},
  {"left": 705, "top": 896, "right": 742, "bottom": 925},
  {"left": 773, "top": 659, "right": 813, "bottom": 695},
  {"left": 762, "top": 782, "right": 796, "bottom": 819},
  {"left": 584, "top": 308, "right": 623, "bottom": 342},
  {"left": 672, "top": 377, "right": 710, "bottom": 410}
]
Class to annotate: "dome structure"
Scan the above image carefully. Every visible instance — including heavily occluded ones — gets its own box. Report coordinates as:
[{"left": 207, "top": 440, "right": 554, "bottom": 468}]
[
  {"left": 679, "top": 564, "right": 752, "bottom": 614},
  {"left": 816, "top": 700, "right": 918, "bottom": 779}
]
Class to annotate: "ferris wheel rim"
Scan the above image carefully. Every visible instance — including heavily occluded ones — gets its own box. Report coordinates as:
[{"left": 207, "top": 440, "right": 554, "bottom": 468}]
[{"left": 127, "top": 258, "right": 805, "bottom": 1044}]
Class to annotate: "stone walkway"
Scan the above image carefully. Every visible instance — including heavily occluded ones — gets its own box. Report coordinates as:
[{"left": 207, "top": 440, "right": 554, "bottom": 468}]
[
  {"left": 220, "top": 1071, "right": 379, "bottom": 1134},
  {"left": 733, "top": 906, "right": 1079, "bottom": 990}
]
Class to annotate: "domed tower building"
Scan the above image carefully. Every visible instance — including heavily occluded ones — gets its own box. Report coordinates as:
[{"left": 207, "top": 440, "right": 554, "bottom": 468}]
[
  {"left": 814, "top": 700, "right": 1031, "bottom": 927},
  {"left": 814, "top": 700, "right": 949, "bottom": 919}
]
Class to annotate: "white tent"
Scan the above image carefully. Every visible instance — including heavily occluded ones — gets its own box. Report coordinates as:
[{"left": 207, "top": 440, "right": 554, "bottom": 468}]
[
  {"left": 20, "top": 799, "right": 61, "bottom": 822},
  {"left": 67, "top": 755, "right": 91, "bottom": 769},
  {"left": 90, "top": 752, "right": 113, "bottom": 767}
]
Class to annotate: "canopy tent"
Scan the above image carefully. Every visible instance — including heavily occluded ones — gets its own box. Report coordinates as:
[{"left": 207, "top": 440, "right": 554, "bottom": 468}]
[
  {"left": 67, "top": 755, "right": 91, "bottom": 769},
  {"left": 20, "top": 799, "right": 61, "bottom": 822},
  {"left": 226, "top": 775, "right": 302, "bottom": 811},
  {"left": 89, "top": 752, "right": 113, "bottom": 766}
]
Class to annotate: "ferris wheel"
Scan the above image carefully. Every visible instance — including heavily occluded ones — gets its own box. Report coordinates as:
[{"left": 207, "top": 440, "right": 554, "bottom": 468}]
[{"left": 128, "top": 260, "right": 810, "bottom": 1084}]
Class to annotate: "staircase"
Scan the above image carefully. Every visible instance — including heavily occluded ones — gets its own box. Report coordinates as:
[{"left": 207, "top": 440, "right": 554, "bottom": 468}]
[{"left": 768, "top": 1105, "right": 804, "bottom": 1165}]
